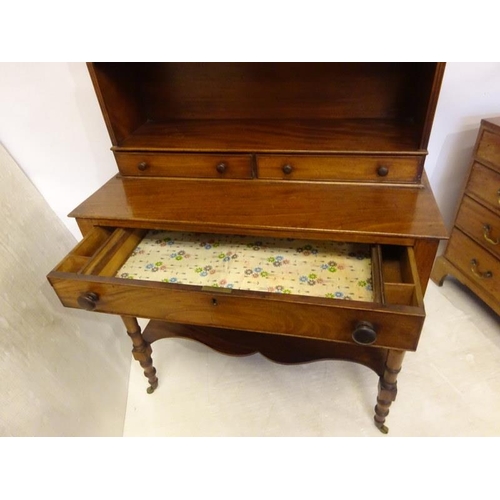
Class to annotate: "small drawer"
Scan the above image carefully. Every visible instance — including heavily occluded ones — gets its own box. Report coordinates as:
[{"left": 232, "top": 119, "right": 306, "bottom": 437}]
[
  {"left": 455, "top": 196, "right": 500, "bottom": 259},
  {"left": 466, "top": 162, "right": 500, "bottom": 213},
  {"left": 476, "top": 129, "right": 500, "bottom": 173},
  {"left": 256, "top": 155, "right": 422, "bottom": 183},
  {"left": 48, "top": 228, "right": 426, "bottom": 351},
  {"left": 445, "top": 229, "right": 500, "bottom": 298},
  {"left": 114, "top": 152, "right": 253, "bottom": 179}
]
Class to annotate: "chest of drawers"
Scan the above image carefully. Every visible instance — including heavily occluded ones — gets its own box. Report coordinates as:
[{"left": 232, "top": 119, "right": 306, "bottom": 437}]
[
  {"left": 432, "top": 118, "right": 500, "bottom": 315},
  {"left": 47, "top": 63, "right": 447, "bottom": 433}
]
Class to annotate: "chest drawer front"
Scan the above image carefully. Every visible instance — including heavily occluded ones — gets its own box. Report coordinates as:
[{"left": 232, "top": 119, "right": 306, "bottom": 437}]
[
  {"left": 446, "top": 229, "right": 500, "bottom": 298},
  {"left": 256, "top": 155, "right": 422, "bottom": 182},
  {"left": 114, "top": 152, "right": 253, "bottom": 179},
  {"left": 455, "top": 196, "right": 500, "bottom": 259},
  {"left": 476, "top": 130, "right": 500, "bottom": 172},
  {"left": 466, "top": 163, "right": 500, "bottom": 214},
  {"left": 49, "top": 277, "right": 424, "bottom": 351},
  {"left": 47, "top": 228, "right": 426, "bottom": 352}
]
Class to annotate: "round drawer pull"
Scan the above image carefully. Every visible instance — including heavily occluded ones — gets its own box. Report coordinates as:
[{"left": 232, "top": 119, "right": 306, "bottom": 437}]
[
  {"left": 483, "top": 224, "right": 500, "bottom": 245},
  {"left": 77, "top": 292, "right": 100, "bottom": 311},
  {"left": 352, "top": 321, "right": 377, "bottom": 345},
  {"left": 216, "top": 162, "right": 227, "bottom": 174},
  {"left": 282, "top": 164, "right": 293, "bottom": 175},
  {"left": 377, "top": 165, "right": 389, "bottom": 177},
  {"left": 137, "top": 162, "right": 148, "bottom": 171},
  {"left": 212, "top": 298, "right": 218, "bottom": 306},
  {"left": 470, "top": 259, "right": 493, "bottom": 279}
]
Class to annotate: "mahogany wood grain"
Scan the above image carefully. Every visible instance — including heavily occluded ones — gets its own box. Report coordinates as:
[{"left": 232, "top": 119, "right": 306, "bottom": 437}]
[
  {"left": 115, "top": 118, "right": 422, "bottom": 153},
  {"left": 122, "top": 316, "right": 158, "bottom": 394},
  {"left": 48, "top": 272, "right": 425, "bottom": 351},
  {"left": 413, "top": 238, "right": 440, "bottom": 294},
  {"left": 68, "top": 174, "right": 447, "bottom": 245},
  {"left": 374, "top": 349, "right": 406, "bottom": 433},
  {"left": 476, "top": 129, "right": 500, "bottom": 173},
  {"left": 136, "top": 63, "right": 431, "bottom": 122},
  {"left": 79, "top": 228, "right": 145, "bottom": 277},
  {"left": 417, "top": 62, "right": 446, "bottom": 150},
  {"left": 76, "top": 218, "right": 95, "bottom": 237},
  {"left": 88, "top": 63, "right": 144, "bottom": 146},
  {"left": 444, "top": 229, "right": 500, "bottom": 298},
  {"left": 456, "top": 195, "right": 500, "bottom": 259},
  {"left": 431, "top": 255, "right": 500, "bottom": 316},
  {"left": 466, "top": 163, "right": 500, "bottom": 215},
  {"left": 114, "top": 152, "right": 253, "bottom": 179},
  {"left": 49, "top": 62, "right": 449, "bottom": 431},
  {"left": 431, "top": 118, "right": 500, "bottom": 317},
  {"left": 142, "top": 320, "right": 388, "bottom": 376},
  {"left": 256, "top": 154, "right": 423, "bottom": 183}
]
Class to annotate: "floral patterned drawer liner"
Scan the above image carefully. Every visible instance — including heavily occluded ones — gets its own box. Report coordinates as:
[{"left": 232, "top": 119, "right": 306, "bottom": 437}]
[{"left": 115, "top": 230, "right": 374, "bottom": 301}]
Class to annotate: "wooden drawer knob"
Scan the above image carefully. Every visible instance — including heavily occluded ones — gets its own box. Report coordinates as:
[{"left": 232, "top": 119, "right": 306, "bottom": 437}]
[
  {"left": 77, "top": 292, "right": 99, "bottom": 311},
  {"left": 377, "top": 165, "right": 389, "bottom": 177},
  {"left": 352, "top": 321, "right": 377, "bottom": 345},
  {"left": 137, "top": 162, "right": 148, "bottom": 171},
  {"left": 282, "top": 164, "right": 293, "bottom": 175},
  {"left": 216, "top": 162, "right": 227, "bottom": 174}
]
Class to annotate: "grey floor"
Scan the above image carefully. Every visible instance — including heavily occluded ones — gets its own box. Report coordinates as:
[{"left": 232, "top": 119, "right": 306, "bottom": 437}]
[{"left": 123, "top": 279, "right": 500, "bottom": 436}]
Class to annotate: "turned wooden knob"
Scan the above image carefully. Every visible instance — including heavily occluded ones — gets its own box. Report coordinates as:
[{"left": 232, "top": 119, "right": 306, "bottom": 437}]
[
  {"left": 216, "top": 162, "right": 227, "bottom": 174},
  {"left": 282, "top": 164, "right": 293, "bottom": 175},
  {"left": 377, "top": 165, "right": 389, "bottom": 177},
  {"left": 77, "top": 292, "right": 99, "bottom": 311},
  {"left": 352, "top": 321, "right": 377, "bottom": 345},
  {"left": 137, "top": 162, "right": 148, "bottom": 171}
]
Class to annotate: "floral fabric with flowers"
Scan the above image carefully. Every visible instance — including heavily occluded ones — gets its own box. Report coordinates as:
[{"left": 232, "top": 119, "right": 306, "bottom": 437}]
[{"left": 115, "top": 230, "right": 373, "bottom": 301}]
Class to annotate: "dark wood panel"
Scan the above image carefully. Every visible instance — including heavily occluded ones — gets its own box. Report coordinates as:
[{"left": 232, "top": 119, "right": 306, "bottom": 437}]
[
  {"left": 466, "top": 163, "right": 500, "bottom": 215},
  {"left": 115, "top": 152, "right": 253, "bottom": 178},
  {"left": 116, "top": 118, "right": 422, "bottom": 153},
  {"left": 445, "top": 229, "right": 500, "bottom": 298},
  {"left": 476, "top": 129, "right": 500, "bottom": 173},
  {"left": 88, "top": 63, "right": 144, "bottom": 146},
  {"left": 142, "top": 320, "right": 389, "bottom": 376},
  {"left": 68, "top": 173, "right": 448, "bottom": 243},
  {"left": 431, "top": 255, "right": 500, "bottom": 316},
  {"left": 456, "top": 195, "right": 500, "bottom": 259},
  {"left": 416, "top": 62, "right": 446, "bottom": 150},
  {"left": 413, "top": 238, "right": 440, "bottom": 294},
  {"left": 138, "top": 63, "right": 425, "bottom": 121},
  {"left": 48, "top": 275, "right": 424, "bottom": 351},
  {"left": 257, "top": 154, "right": 422, "bottom": 183}
]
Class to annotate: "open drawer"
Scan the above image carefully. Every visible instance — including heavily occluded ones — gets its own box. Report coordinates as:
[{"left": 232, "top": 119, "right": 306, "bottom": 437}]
[{"left": 47, "top": 227, "right": 426, "bottom": 351}]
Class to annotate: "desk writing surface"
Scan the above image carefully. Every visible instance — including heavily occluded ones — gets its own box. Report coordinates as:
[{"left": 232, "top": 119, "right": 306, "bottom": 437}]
[{"left": 70, "top": 174, "right": 447, "bottom": 244}]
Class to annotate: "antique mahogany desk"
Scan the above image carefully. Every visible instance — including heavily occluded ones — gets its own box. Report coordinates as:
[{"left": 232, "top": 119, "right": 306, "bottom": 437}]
[{"left": 48, "top": 63, "right": 447, "bottom": 433}]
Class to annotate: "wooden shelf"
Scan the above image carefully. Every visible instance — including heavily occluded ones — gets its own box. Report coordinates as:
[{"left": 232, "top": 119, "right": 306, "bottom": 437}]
[{"left": 116, "top": 118, "right": 423, "bottom": 154}]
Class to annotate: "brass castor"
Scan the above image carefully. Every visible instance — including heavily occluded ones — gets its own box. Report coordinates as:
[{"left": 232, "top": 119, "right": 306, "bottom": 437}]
[
  {"left": 374, "top": 419, "right": 389, "bottom": 434},
  {"left": 147, "top": 382, "right": 158, "bottom": 394}
]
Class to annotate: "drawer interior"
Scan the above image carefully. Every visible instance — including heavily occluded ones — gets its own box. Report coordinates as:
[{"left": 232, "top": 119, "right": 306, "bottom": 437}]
[
  {"left": 114, "top": 230, "right": 376, "bottom": 302},
  {"left": 380, "top": 245, "right": 422, "bottom": 306},
  {"left": 53, "top": 227, "right": 423, "bottom": 311},
  {"left": 53, "top": 227, "right": 146, "bottom": 275}
]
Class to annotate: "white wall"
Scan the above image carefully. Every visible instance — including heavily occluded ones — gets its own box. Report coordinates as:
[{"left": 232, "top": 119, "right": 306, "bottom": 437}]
[
  {"left": 2, "top": 62, "right": 500, "bottom": 240},
  {"left": 0, "top": 63, "right": 117, "bottom": 239},
  {"left": 0, "top": 145, "right": 131, "bottom": 436}
]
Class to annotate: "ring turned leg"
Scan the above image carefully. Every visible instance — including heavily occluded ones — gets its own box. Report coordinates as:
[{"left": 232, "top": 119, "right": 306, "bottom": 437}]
[
  {"left": 122, "top": 316, "right": 159, "bottom": 394},
  {"left": 374, "top": 349, "right": 405, "bottom": 434}
]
